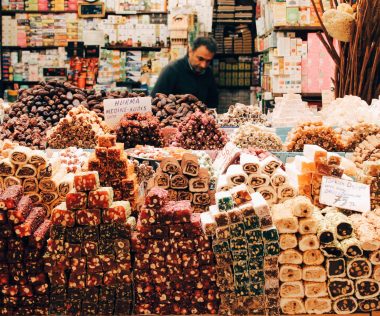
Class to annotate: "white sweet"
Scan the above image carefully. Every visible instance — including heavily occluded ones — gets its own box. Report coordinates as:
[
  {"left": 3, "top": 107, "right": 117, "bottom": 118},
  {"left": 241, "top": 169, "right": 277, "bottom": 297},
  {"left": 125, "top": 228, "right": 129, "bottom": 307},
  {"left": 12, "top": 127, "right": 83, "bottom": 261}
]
[
  {"left": 319, "top": 95, "right": 380, "bottom": 127},
  {"left": 270, "top": 94, "right": 319, "bottom": 128}
]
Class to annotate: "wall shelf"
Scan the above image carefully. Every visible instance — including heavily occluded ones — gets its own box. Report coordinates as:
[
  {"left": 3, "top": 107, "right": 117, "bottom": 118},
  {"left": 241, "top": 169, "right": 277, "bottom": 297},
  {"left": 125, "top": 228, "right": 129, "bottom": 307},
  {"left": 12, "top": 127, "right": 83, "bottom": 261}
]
[
  {"left": 2, "top": 45, "right": 65, "bottom": 50},
  {"left": 1, "top": 9, "right": 77, "bottom": 14},
  {"left": 273, "top": 25, "right": 323, "bottom": 32},
  {"left": 102, "top": 46, "right": 167, "bottom": 51}
]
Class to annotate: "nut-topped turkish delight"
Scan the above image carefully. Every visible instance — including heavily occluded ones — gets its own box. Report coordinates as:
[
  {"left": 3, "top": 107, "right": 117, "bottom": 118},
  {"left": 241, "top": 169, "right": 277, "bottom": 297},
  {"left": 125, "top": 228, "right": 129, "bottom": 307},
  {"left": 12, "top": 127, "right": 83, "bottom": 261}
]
[
  {"left": 74, "top": 172, "right": 100, "bottom": 192},
  {"left": 87, "top": 187, "right": 114, "bottom": 209},
  {"left": 66, "top": 191, "right": 87, "bottom": 210}
]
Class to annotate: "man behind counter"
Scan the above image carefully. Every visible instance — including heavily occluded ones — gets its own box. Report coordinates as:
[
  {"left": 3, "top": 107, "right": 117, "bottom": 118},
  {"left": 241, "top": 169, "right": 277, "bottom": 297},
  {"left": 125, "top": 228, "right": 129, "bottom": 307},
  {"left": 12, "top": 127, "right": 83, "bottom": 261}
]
[{"left": 151, "top": 36, "right": 219, "bottom": 107}]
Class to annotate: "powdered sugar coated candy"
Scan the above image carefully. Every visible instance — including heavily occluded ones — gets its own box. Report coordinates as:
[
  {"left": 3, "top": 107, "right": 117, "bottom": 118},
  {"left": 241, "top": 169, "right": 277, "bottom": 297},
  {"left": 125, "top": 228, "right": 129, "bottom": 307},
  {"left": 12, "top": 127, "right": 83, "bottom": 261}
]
[
  {"left": 170, "top": 200, "right": 192, "bottom": 223},
  {"left": 9, "top": 196, "right": 33, "bottom": 224},
  {"left": 145, "top": 187, "right": 169, "bottom": 209},
  {"left": 33, "top": 219, "right": 52, "bottom": 242},
  {"left": 74, "top": 172, "right": 100, "bottom": 192},
  {"left": 0, "top": 185, "right": 23, "bottom": 210}
]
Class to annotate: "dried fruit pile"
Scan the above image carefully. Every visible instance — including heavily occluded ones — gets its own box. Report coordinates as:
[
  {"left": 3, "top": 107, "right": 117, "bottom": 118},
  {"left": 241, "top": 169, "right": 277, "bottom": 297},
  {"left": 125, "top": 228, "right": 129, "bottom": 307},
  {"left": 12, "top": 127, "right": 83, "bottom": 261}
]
[{"left": 152, "top": 93, "right": 209, "bottom": 127}]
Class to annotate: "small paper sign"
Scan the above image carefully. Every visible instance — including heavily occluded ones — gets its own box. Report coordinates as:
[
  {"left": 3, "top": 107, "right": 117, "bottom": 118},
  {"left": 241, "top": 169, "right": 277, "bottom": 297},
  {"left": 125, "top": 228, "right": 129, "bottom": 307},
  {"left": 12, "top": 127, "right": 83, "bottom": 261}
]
[
  {"left": 213, "top": 142, "right": 241, "bottom": 176},
  {"left": 320, "top": 176, "right": 371, "bottom": 212},
  {"left": 103, "top": 96, "right": 152, "bottom": 129}
]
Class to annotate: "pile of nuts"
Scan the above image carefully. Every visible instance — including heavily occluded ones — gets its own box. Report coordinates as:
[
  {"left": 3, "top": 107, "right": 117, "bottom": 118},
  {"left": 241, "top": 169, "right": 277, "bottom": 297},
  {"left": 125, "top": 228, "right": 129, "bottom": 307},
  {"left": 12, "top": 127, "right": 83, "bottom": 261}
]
[
  {"left": 47, "top": 105, "right": 110, "bottom": 149},
  {"left": 218, "top": 103, "right": 270, "bottom": 127},
  {"left": 83, "top": 89, "right": 145, "bottom": 120},
  {"left": 151, "top": 93, "right": 209, "bottom": 127},
  {"left": 171, "top": 111, "right": 228, "bottom": 150},
  {"left": 232, "top": 123, "right": 283, "bottom": 151},
  {"left": 115, "top": 112, "right": 163, "bottom": 149},
  {"left": 285, "top": 122, "right": 345, "bottom": 152}
]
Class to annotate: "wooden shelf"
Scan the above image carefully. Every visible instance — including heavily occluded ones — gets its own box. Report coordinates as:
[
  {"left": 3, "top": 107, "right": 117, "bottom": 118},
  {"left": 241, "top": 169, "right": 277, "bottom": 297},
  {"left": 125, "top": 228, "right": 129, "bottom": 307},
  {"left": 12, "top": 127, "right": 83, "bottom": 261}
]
[
  {"left": 1, "top": 9, "right": 167, "bottom": 15},
  {"left": 215, "top": 52, "right": 258, "bottom": 58},
  {"left": 106, "top": 10, "right": 167, "bottom": 15},
  {"left": 1, "top": 9, "right": 77, "bottom": 14},
  {"left": 213, "top": 20, "right": 253, "bottom": 24},
  {"left": 273, "top": 25, "right": 323, "bottom": 32}
]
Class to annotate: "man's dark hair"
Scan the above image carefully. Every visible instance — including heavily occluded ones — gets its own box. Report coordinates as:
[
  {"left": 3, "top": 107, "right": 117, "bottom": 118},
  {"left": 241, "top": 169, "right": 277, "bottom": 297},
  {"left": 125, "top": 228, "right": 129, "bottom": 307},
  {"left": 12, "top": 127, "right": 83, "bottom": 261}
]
[{"left": 191, "top": 37, "right": 217, "bottom": 54}]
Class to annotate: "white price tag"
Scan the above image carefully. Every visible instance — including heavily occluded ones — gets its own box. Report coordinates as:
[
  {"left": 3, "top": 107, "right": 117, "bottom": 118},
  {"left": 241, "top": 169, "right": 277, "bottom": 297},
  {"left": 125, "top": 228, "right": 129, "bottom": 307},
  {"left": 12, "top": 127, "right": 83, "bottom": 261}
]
[
  {"left": 213, "top": 142, "right": 241, "bottom": 176},
  {"left": 320, "top": 176, "right": 371, "bottom": 212},
  {"left": 103, "top": 96, "right": 152, "bottom": 129}
]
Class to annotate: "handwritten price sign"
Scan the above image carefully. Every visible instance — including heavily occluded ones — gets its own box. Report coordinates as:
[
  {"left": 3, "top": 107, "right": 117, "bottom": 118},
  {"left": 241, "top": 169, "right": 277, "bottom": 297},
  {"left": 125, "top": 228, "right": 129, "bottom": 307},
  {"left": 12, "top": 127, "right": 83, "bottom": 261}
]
[
  {"left": 320, "top": 176, "right": 370, "bottom": 212},
  {"left": 104, "top": 97, "right": 152, "bottom": 129}
]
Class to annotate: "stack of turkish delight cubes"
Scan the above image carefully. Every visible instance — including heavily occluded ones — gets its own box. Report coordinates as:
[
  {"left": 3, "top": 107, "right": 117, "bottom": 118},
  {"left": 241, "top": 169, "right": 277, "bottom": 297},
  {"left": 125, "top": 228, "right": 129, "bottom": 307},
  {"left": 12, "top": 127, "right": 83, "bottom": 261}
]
[
  {"left": 88, "top": 134, "right": 138, "bottom": 208},
  {"left": 45, "top": 171, "right": 134, "bottom": 315},
  {"left": 202, "top": 184, "right": 281, "bottom": 315},
  {"left": 133, "top": 187, "right": 220, "bottom": 315},
  {"left": 0, "top": 185, "right": 51, "bottom": 315}
]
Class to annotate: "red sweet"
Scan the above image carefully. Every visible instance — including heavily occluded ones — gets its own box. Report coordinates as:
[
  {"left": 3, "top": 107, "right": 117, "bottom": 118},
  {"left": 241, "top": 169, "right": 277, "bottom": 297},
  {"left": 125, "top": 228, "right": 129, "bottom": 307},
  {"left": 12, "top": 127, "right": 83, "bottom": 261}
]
[
  {"left": 73, "top": 172, "right": 100, "bottom": 192},
  {"left": 0, "top": 185, "right": 23, "bottom": 210},
  {"left": 15, "top": 207, "right": 46, "bottom": 237},
  {"left": 145, "top": 187, "right": 168, "bottom": 209},
  {"left": 33, "top": 219, "right": 52, "bottom": 242},
  {"left": 76, "top": 209, "right": 101, "bottom": 226},
  {"left": 51, "top": 207, "right": 75, "bottom": 227},
  {"left": 8, "top": 196, "right": 32, "bottom": 224},
  {"left": 88, "top": 188, "right": 113, "bottom": 209},
  {"left": 66, "top": 191, "right": 87, "bottom": 210}
]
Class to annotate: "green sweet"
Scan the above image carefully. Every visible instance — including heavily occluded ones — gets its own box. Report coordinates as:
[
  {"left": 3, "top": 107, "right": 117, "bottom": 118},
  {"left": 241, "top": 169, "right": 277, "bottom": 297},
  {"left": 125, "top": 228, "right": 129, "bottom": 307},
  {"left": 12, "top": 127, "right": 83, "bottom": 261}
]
[
  {"left": 248, "top": 243, "right": 264, "bottom": 258},
  {"left": 245, "top": 229, "right": 263, "bottom": 244},
  {"left": 230, "top": 237, "right": 247, "bottom": 252},
  {"left": 230, "top": 222, "right": 245, "bottom": 238},
  {"left": 264, "top": 242, "right": 281, "bottom": 256},
  {"left": 262, "top": 227, "right": 279, "bottom": 243},
  {"left": 243, "top": 215, "right": 260, "bottom": 230}
]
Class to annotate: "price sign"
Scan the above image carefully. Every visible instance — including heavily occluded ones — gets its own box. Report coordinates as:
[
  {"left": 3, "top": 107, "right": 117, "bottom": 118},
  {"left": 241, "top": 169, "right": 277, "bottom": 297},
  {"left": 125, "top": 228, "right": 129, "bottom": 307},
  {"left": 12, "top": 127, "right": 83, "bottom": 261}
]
[
  {"left": 103, "top": 96, "right": 152, "bottom": 129},
  {"left": 320, "top": 176, "right": 370, "bottom": 212},
  {"left": 213, "top": 142, "right": 241, "bottom": 176}
]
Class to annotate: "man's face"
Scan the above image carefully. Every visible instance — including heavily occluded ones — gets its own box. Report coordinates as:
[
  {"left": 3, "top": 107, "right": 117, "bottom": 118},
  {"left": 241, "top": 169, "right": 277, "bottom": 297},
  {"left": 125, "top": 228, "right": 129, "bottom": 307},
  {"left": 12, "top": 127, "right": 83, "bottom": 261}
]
[{"left": 188, "top": 45, "right": 214, "bottom": 75}]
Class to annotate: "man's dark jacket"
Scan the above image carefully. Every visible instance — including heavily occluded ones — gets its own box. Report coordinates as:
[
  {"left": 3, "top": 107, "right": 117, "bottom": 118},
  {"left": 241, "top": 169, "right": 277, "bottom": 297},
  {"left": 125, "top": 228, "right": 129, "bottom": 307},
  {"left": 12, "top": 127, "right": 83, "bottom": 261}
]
[{"left": 151, "top": 56, "right": 218, "bottom": 107}]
